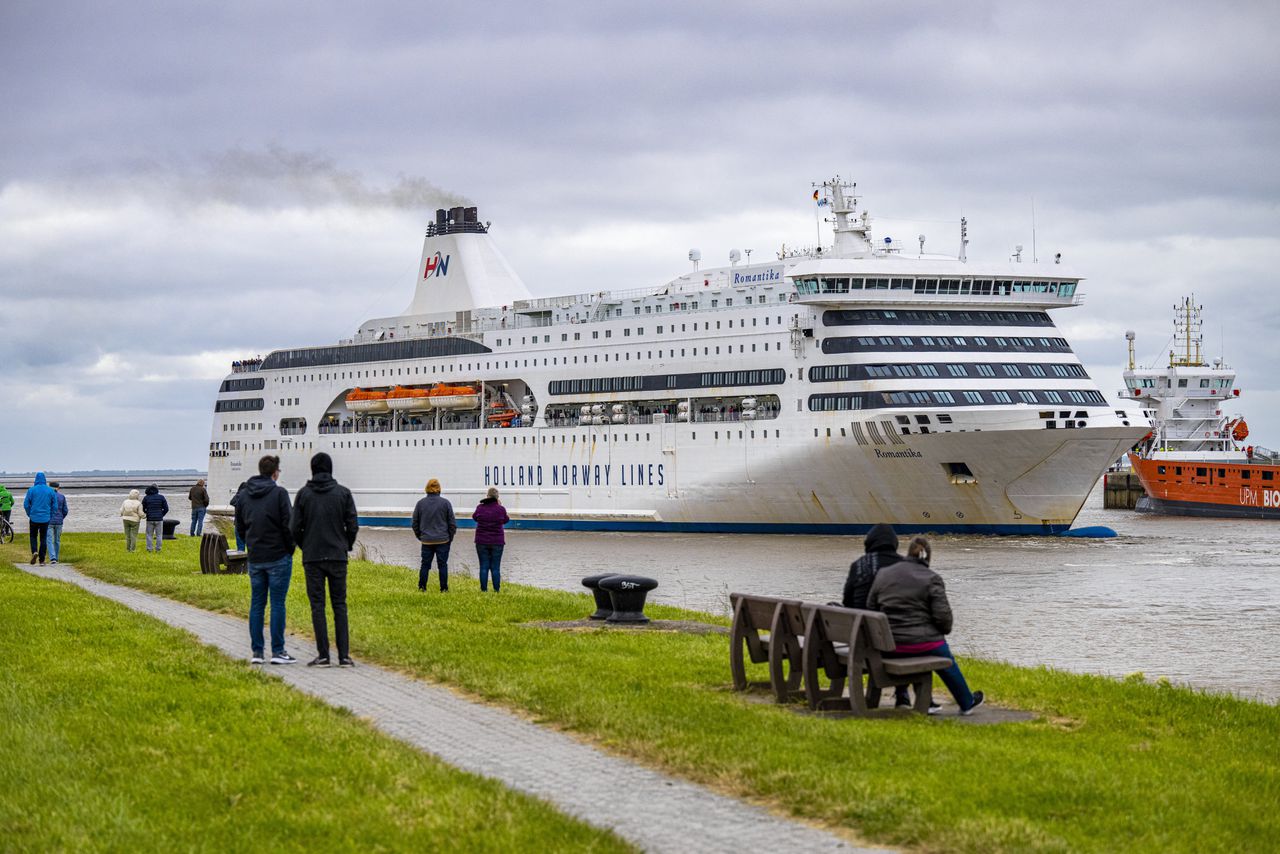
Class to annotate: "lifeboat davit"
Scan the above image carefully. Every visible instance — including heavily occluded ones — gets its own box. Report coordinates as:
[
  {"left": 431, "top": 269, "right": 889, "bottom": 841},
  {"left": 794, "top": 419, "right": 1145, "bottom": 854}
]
[
  {"left": 429, "top": 383, "right": 481, "bottom": 410},
  {"left": 386, "top": 386, "right": 433, "bottom": 412},
  {"left": 345, "top": 388, "right": 390, "bottom": 414},
  {"left": 1232, "top": 419, "right": 1249, "bottom": 442}
]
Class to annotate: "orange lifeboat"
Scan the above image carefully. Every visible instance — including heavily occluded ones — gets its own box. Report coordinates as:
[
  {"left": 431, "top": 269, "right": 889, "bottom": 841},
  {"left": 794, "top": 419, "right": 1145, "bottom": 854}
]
[
  {"left": 428, "top": 383, "right": 481, "bottom": 410},
  {"left": 486, "top": 401, "right": 519, "bottom": 426},
  {"left": 345, "top": 387, "right": 390, "bottom": 414},
  {"left": 386, "top": 385, "right": 432, "bottom": 412},
  {"left": 1232, "top": 419, "right": 1249, "bottom": 442}
]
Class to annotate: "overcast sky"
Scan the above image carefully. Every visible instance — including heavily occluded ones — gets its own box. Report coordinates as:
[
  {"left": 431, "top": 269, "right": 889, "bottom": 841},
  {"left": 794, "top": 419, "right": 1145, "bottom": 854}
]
[{"left": 2, "top": 1, "right": 1277, "bottom": 472}]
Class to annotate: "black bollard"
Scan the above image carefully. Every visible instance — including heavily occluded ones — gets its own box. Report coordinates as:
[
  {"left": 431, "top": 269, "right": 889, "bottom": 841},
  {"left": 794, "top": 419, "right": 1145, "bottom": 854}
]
[
  {"left": 598, "top": 575, "right": 659, "bottom": 624},
  {"left": 581, "top": 574, "right": 618, "bottom": 620}
]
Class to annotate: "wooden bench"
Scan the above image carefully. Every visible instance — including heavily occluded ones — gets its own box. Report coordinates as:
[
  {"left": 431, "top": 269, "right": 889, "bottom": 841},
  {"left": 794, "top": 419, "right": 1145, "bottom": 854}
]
[
  {"left": 801, "top": 603, "right": 954, "bottom": 715},
  {"left": 728, "top": 593, "right": 807, "bottom": 702},
  {"left": 200, "top": 532, "right": 248, "bottom": 575}
]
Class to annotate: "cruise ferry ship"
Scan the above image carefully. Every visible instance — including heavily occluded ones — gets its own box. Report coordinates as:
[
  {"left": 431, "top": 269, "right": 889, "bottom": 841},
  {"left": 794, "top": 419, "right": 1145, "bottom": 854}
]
[
  {"left": 207, "top": 179, "right": 1147, "bottom": 534},
  {"left": 1123, "top": 297, "right": 1280, "bottom": 519}
]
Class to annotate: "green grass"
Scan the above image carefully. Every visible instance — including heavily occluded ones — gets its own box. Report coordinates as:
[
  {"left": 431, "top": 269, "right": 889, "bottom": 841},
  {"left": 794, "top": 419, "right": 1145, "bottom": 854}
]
[
  {"left": 13, "top": 534, "right": 1280, "bottom": 853},
  {"left": 0, "top": 559, "right": 629, "bottom": 853}
]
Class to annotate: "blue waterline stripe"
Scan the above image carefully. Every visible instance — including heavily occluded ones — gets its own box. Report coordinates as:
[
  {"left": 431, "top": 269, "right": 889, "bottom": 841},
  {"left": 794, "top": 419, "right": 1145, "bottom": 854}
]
[{"left": 358, "top": 516, "right": 1071, "bottom": 536}]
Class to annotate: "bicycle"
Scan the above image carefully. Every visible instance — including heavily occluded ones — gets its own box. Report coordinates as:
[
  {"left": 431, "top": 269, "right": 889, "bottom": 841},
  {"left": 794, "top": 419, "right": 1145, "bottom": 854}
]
[{"left": 0, "top": 514, "right": 13, "bottom": 545}]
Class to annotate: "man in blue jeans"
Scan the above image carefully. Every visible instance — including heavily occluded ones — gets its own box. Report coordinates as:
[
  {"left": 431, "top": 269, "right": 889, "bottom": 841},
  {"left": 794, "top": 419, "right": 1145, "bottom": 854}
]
[{"left": 234, "top": 455, "right": 296, "bottom": 665}]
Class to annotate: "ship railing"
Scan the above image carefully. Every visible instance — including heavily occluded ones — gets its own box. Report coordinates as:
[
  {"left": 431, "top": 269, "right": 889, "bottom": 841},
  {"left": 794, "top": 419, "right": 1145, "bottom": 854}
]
[{"left": 279, "top": 428, "right": 306, "bottom": 436}]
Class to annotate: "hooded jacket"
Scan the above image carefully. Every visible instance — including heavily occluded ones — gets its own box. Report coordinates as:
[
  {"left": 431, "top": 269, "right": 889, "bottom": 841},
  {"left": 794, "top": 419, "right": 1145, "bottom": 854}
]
[
  {"left": 22, "top": 473, "right": 57, "bottom": 524},
  {"left": 234, "top": 474, "right": 294, "bottom": 562},
  {"left": 412, "top": 493, "right": 456, "bottom": 544},
  {"left": 289, "top": 472, "right": 358, "bottom": 563},
  {"left": 866, "top": 556, "right": 954, "bottom": 647},
  {"left": 472, "top": 497, "right": 510, "bottom": 546},
  {"left": 841, "top": 524, "right": 903, "bottom": 610},
  {"left": 120, "top": 490, "right": 144, "bottom": 524},
  {"left": 141, "top": 485, "right": 169, "bottom": 522},
  {"left": 0, "top": 484, "right": 13, "bottom": 512},
  {"left": 50, "top": 491, "right": 69, "bottom": 525}
]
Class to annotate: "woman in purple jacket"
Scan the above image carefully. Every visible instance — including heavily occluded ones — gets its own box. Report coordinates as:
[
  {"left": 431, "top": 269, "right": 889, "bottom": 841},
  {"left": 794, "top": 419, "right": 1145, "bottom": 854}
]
[{"left": 472, "top": 487, "right": 510, "bottom": 592}]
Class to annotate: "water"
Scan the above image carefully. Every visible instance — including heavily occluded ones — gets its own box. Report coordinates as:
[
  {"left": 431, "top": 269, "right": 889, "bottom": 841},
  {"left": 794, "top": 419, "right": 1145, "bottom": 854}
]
[{"left": 10, "top": 482, "right": 1279, "bottom": 703}]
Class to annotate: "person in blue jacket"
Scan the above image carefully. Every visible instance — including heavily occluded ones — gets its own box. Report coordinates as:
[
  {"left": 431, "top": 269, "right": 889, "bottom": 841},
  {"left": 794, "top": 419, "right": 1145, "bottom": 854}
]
[
  {"left": 48, "top": 481, "right": 70, "bottom": 564},
  {"left": 23, "top": 472, "right": 57, "bottom": 565},
  {"left": 141, "top": 484, "right": 170, "bottom": 553}
]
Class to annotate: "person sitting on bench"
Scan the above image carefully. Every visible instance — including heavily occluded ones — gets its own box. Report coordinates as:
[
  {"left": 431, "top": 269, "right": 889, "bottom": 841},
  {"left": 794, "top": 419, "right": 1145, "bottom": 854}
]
[{"left": 867, "top": 536, "right": 985, "bottom": 716}]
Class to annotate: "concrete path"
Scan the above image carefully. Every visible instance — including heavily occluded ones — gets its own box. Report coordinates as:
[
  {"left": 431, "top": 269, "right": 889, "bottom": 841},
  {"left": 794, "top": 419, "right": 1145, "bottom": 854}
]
[{"left": 18, "top": 562, "right": 877, "bottom": 853}]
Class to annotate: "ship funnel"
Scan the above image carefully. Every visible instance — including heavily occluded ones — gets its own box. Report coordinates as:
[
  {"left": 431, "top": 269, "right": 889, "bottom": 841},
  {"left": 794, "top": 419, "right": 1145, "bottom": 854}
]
[{"left": 399, "top": 207, "right": 532, "bottom": 317}]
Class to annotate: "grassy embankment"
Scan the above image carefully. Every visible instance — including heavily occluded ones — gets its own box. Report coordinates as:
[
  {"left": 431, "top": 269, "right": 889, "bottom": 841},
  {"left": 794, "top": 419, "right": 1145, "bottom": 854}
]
[
  {"left": 9, "top": 534, "right": 1280, "bottom": 853},
  {"left": 0, "top": 560, "right": 629, "bottom": 852}
]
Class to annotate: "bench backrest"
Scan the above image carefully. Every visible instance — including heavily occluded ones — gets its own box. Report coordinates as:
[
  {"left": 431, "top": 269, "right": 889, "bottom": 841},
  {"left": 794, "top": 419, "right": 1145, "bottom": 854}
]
[
  {"left": 200, "top": 532, "right": 230, "bottom": 572},
  {"left": 810, "top": 604, "right": 896, "bottom": 652},
  {"left": 729, "top": 593, "right": 806, "bottom": 636}
]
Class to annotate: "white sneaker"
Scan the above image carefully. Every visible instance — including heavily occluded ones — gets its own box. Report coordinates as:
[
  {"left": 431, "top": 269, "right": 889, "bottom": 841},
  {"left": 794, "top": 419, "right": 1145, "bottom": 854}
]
[
  {"left": 270, "top": 652, "right": 297, "bottom": 665},
  {"left": 250, "top": 653, "right": 266, "bottom": 665}
]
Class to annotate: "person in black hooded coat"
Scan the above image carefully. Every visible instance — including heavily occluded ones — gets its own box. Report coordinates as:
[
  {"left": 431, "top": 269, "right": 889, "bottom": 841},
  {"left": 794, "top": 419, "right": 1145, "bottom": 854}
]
[
  {"left": 841, "top": 523, "right": 911, "bottom": 708},
  {"left": 289, "top": 452, "right": 358, "bottom": 667},
  {"left": 842, "top": 523, "right": 903, "bottom": 610}
]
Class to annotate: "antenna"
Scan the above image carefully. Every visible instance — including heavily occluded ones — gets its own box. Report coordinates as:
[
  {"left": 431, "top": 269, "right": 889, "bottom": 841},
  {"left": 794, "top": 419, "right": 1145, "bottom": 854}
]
[
  {"left": 959, "top": 217, "right": 968, "bottom": 262},
  {"left": 917, "top": 234, "right": 926, "bottom": 255},
  {"left": 1031, "top": 196, "right": 1037, "bottom": 263},
  {"left": 1125, "top": 330, "right": 1136, "bottom": 371},
  {"left": 744, "top": 249, "right": 753, "bottom": 265},
  {"left": 688, "top": 248, "right": 701, "bottom": 270},
  {"left": 1013, "top": 244, "right": 1023, "bottom": 263}
]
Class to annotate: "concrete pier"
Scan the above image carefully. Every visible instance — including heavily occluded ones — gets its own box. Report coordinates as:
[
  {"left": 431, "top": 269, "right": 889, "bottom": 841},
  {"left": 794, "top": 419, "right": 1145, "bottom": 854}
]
[{"left": 1103, "top": 472, "right": 1146, "bottom": 509}]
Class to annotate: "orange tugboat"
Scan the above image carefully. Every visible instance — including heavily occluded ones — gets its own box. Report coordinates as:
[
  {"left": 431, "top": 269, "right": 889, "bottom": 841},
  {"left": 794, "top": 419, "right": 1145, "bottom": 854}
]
[{"left": 1123, "top": 296, "right": 1280, "bottom": 519}]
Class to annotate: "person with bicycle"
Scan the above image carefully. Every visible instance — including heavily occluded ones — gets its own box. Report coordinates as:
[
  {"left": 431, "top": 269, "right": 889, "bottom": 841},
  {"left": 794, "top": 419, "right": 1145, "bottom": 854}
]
[{"left": 0, "top": 483, "right": 13, "bottom": 524}]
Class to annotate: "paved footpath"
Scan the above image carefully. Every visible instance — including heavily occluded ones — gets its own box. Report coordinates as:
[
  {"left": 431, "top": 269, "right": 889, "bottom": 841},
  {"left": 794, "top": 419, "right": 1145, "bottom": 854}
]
[{"left": 19, "top": 562, "right": 878, "bottom": 853}]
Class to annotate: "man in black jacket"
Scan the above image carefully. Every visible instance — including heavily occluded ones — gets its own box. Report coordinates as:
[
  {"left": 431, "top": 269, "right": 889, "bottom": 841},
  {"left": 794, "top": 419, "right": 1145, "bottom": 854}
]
[
  {"left": 234, "top": 455, "right": 296, "bottom": 665},
  {"left": 289, "top": 452, "right": 359, "bottom": 668}
]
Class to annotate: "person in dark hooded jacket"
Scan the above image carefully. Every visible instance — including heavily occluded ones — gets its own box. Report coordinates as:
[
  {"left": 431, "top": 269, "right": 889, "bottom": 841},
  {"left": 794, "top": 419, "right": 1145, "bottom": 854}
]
[
  {"left": 842, "top": 523, "right": 911, "bottom": 708},
  {"left": 842, "top": 523, "right": 903, "bottom": 610},
  {"left": 289, "top": 453, "right": 358, "bottom": 667},
  {"left": 141, "top": 484, "right": 169, "bottom": 553},
  {"left": 235, "top": 456, "right": 296, "bottom": 665}
]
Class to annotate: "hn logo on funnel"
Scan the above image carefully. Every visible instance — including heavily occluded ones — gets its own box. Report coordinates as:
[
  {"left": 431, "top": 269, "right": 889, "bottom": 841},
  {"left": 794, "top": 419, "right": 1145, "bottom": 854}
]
[{"left": 424, "top": 252, "right": 451, "bottom": 279}]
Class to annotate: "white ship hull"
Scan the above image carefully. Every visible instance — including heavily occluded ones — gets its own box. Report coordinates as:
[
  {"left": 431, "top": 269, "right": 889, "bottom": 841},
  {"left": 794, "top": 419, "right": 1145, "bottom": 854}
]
[{"left": 209, "top": 418, "right": 1138, "bottom": 534}]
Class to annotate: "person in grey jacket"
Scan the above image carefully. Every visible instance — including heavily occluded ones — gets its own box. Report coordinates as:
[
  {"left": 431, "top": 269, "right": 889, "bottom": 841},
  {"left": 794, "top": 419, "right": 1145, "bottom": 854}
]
[
  {"left": 867, "top": 535, "right": 984, "bottom": 715},
  {"left": 411, "top": 478, "right": 455, "bottom": 592}
]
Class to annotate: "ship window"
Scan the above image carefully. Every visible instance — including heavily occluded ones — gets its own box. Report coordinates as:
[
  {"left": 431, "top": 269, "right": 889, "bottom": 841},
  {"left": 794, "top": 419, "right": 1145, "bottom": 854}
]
[
  {"left": 1178, "top": 379, "right": 1188, "bottom": 387},
  {"left": 963, "top": 391, "right": 984, "bottom": 404},
  {"left": 1218, "top": 468, "right": 1226, "bottom": 478},
  {"left": 1241, "top": 470, "right": 1250, "bottom": 480},
  {"left": 1263, "top": 471, "right": 1273, "bottom": 481},
  {"left": 1196, "top": 467, "right": 1207, "bottom": 477},
  {"left": 1200, "top": 379, "right": 1210, "bottom": 387},
  {"left": 915, "top": 415, "right": 931, "bottom": 424}
]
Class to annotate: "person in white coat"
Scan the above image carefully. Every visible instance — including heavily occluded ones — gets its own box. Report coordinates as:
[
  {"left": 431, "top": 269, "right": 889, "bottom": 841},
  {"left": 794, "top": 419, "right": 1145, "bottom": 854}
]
[{"left": 120, "top": 489, "right": 144, "bottom": 552}]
